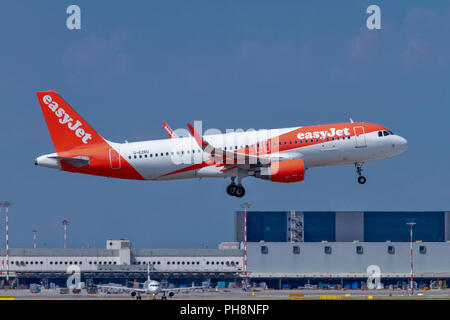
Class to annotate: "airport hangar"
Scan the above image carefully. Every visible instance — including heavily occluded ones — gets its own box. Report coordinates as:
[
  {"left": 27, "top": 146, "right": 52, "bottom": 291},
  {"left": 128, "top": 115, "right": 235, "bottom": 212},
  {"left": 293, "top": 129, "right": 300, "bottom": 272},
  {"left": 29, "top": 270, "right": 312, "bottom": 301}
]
[{"left": 1, "top": 211, "right": 450, "bottom": 289}]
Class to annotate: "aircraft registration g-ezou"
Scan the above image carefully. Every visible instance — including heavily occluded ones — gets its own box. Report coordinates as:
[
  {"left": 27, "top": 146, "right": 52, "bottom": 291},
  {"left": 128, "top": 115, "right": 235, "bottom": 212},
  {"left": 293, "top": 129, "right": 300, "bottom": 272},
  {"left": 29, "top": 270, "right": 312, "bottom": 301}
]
[{"left": 35, "top": 91, "right": 408, "bottom": 197}]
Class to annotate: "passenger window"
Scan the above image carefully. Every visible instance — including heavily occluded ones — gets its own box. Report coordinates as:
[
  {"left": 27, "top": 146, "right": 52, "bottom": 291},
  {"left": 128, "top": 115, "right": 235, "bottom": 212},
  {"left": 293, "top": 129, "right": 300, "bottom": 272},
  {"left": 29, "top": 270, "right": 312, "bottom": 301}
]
[
  {"left": 155, "top": 154, "right": 158, "bottom": 157},
  {"left": 139, "top": 155, "right": 142, "bottom": 158},
  {"left": 160, "top": 153, "right": 164, "bottom": 156}
]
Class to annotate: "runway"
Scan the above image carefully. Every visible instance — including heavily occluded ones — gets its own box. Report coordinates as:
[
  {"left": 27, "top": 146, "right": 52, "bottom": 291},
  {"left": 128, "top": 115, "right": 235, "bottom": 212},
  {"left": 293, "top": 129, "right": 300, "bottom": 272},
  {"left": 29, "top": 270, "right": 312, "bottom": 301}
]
[{"left": 3, "top": 288, "right": 450, "bottom": 300}]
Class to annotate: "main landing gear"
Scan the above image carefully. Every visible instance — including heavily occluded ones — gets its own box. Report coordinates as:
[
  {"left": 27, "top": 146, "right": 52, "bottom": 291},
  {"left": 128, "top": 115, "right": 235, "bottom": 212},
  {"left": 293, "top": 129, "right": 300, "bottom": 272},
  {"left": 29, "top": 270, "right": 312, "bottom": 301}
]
[
  {"left": 226, "top": 177, "right": 246, "bottom": 198},
  {"left": 355, "top": 162, "right": 367, "bottom": 184}
]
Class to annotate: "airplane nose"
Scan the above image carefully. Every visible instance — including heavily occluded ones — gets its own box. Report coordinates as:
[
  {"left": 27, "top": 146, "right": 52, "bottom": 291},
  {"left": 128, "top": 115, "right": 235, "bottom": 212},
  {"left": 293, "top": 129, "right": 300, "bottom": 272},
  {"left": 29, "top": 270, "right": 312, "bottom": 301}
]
[
  {"left": 393, "top": 136, "right": 408, "bottom": 154},
  {"left": 399, "top": 136, "right": 408, "bottom": 150}
]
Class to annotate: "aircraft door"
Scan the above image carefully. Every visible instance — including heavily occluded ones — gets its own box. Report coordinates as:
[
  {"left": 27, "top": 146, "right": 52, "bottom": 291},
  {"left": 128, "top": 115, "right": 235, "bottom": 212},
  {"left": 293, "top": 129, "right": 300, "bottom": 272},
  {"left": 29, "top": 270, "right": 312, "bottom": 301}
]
[
  {"left": 354, "top": 126, "right": 367, "bottom": 148},
  {"left": 109, "top": 148, "right": 121, "bottom": 169}
]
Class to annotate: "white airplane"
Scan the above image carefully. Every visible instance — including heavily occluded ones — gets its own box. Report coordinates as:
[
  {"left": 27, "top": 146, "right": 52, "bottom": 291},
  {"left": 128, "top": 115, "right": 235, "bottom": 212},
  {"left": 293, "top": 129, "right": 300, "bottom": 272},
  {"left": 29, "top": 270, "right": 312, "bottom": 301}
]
[
  {"left": 35, "top": 91, "right": 408, "bottom": 197},
  {"left": 96, "top": 264, "right": 209, "bottom": 300}
]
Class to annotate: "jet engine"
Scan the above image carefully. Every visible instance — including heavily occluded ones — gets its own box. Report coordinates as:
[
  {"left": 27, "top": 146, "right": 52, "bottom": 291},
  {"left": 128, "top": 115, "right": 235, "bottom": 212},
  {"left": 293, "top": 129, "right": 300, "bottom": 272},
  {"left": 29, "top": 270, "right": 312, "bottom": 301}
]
[{"left": 256, "top": 159, "right": 305, "bottom": 183}]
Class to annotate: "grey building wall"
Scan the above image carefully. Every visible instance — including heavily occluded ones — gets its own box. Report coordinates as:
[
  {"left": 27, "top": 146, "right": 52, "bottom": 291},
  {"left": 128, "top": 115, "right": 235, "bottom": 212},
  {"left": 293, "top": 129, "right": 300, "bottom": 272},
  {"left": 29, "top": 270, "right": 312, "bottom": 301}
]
[
  {"left": 234, "top": 211, "right": 244, "bottom": 243},
  {"left": 247, "top": 242, "right": 450, "bottom": 277},
  {"left": 0, "top": 248, "right": 119, "bottom": 257},
  {"left": 335, "top": 212, "right": 364, "bottom": 242},
  {"left": 445, "top": 212, "right": 450, "bottom": 241}
]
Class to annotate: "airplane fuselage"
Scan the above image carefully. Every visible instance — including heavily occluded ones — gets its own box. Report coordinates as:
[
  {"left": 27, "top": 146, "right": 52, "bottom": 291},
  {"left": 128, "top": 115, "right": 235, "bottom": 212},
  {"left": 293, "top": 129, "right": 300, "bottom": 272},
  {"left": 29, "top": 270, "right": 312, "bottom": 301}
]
[
  {"left": 35, "top": 91, "right": 408, "bottom": 196},
  {"left": 37, "top": 122, "right": 407, "bottom": 180}
]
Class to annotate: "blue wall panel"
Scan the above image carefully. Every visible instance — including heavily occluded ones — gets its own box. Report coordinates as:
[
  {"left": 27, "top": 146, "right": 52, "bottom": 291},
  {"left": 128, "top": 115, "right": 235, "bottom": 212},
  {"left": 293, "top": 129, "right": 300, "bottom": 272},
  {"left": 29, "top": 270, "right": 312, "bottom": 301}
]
[
  {"left": 303, "top": 212, "right": 336, "bottom": 242},
  {"left": 364, "top": 212, "right": 445, "bottom": 242},
  {"left": 247, "top": 211, "right": 288, "bottom": 242}
]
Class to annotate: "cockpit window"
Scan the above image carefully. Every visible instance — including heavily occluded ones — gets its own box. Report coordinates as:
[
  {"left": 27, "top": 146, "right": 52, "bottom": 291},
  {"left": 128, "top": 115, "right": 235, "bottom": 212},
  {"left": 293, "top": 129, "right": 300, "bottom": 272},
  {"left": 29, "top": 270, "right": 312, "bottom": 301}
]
[
  {"left": 378, "top": 131, "right": 382, "bottom": 137},
  {"left": 388, "top": 130, "right": 394, "bottom": 135},
  {"left": 383, "top": 131, "right": 389, "bottom": 136}
]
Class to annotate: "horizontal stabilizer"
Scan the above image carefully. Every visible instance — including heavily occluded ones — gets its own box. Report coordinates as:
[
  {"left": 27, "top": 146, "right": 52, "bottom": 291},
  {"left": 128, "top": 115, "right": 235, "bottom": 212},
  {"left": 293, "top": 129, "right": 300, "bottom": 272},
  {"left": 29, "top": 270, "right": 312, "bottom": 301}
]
[{"left": 48, "top": 155, "right": 90, "bottom": 167}]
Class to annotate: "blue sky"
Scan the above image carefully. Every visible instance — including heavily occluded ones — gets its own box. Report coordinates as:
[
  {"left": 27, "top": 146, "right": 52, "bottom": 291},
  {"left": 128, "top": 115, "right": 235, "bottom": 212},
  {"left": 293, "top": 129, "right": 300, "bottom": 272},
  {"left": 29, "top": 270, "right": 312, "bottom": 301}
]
[{"left": 0, "top": 1, "right": 449, "bottom": 249}]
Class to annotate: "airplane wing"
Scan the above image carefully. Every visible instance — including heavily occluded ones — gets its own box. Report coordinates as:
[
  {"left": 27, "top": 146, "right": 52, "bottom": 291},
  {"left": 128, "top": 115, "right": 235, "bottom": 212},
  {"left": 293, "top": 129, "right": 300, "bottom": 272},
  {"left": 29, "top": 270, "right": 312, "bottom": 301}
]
[
  {"left": 160, "top": 285, "right": 209, "bottom": 293},
  {"left": 187, "top": 124, "right": 301, "bottom": 166},
  {"left": 48, "top": 155, "right": 90, "bottom": 167},
  {"left": 162, "top": 122, "right": 178, "bottom": 139},
  {"left": 96, "top": 284, "right": 148, "bottom": 292}
]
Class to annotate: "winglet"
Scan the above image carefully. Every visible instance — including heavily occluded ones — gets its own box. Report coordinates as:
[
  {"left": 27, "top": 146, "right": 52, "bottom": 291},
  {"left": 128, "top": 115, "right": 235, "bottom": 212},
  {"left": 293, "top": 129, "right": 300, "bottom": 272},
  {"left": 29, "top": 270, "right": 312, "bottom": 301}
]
[
  {"left": 162, "top": 122, "right": 178, "bottom": 139},
  {"left": 187, "top": 123, "right": 208, "bottom": 148}
]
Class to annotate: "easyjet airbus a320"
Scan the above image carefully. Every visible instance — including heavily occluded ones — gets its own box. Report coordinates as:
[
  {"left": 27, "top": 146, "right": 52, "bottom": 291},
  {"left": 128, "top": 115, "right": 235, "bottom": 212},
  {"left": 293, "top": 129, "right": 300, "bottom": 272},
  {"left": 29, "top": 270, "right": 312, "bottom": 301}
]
[{"left": 35, "top": 91, "right": 408, "bottom": 197}]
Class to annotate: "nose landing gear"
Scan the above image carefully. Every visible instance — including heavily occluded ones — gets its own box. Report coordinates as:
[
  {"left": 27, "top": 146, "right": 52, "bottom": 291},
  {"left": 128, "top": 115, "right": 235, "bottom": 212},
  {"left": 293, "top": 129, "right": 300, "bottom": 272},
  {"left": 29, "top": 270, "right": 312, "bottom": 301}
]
[
  {"left": 226, "top": 177, "right": 246, "bottom": 197},
  {"left": 355, "top": 162, "right": 367, "bottom": 184}
]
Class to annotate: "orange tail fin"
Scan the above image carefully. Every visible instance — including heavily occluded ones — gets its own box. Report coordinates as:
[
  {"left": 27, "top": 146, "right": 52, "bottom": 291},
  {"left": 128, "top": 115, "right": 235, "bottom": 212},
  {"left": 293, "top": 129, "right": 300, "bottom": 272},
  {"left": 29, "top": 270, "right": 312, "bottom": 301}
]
[{"left": 36, "top": 91, "right": 105, "bottom": 153}]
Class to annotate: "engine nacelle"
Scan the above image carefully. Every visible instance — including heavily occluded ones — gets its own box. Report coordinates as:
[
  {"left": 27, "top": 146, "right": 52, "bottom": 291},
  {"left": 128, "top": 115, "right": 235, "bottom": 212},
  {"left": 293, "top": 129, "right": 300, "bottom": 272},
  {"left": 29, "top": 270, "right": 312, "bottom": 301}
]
[
  {"left": 256, "top": 159, "right": 305, "bottom": 183},
  {"left": 168, "top": 291, "right": 175, "bottom": 297},
  {"left": 130, "top": 291, "right": 137, "bottom": 297}
]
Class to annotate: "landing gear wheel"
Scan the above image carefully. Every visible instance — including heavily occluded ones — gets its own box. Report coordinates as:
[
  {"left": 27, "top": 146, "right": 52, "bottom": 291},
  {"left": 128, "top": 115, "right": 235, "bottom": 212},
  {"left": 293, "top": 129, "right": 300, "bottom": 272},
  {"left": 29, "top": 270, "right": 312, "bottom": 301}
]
[
  {"left": 227, "top": 184, "right": 237, "bottom": 196},
  {"left": 162, "top": 295, "right": 167, "bottom": 300},
  {"left": 355, "top": 163, "right": 366, "bottom": 185},
  {"left": 234, "top": 186, "right": 246, "bottom": 198}
]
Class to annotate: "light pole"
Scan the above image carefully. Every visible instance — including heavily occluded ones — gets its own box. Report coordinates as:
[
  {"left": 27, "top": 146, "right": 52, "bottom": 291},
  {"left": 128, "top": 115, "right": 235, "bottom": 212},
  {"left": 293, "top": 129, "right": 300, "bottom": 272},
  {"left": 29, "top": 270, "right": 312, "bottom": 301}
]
[
  {"left": 4, "top": 202, "right": 10, "bottom": 286},
  {"left": 0, "top": 203, "right": 2, "bottom": 279},
  {"left": 240, "top": 202, "right": 250, "bottom": 290},
  {"left": 406, "top": 221, "right": 416, "bottom": 295},
  {"left": 62, "top": 220, "right": 69, "bottom": 249},
  {"left": 32, "top": 230, "right": 38, "bottom": 249}
]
